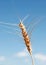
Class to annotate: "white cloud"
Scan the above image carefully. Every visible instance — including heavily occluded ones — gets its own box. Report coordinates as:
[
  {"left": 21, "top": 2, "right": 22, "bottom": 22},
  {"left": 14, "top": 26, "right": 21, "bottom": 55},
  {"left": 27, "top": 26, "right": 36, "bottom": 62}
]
[
  {"left": 14, "top": 51, "right": 28, "bottom": 58},
  {"left": 13, "top": 48, "right": 29, "bottom": 58},
  {"left": 13, "top": 48, "right": 29, "bottom": 63},
  {"left": 0, "top": 56, "right": 5, "bottom": 61},
  {"left": 16, "top": 51, "right": 27, "bottom": 57},
  {"left": 34, "top": 53, "right": 46, "bottom": 61}
]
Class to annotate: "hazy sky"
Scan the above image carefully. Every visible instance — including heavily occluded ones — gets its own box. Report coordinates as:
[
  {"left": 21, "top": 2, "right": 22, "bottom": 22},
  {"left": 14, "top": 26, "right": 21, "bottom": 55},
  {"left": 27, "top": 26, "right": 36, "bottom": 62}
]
[{"left": 0, "top": 0, "right": 46, "bottom": 65}]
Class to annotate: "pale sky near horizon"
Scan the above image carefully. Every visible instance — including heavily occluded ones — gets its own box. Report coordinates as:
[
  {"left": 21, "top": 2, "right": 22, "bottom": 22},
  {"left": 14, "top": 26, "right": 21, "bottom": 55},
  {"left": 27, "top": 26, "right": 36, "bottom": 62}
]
[{"left": 0, "top": 0, "right": 46, "bottom": 65}]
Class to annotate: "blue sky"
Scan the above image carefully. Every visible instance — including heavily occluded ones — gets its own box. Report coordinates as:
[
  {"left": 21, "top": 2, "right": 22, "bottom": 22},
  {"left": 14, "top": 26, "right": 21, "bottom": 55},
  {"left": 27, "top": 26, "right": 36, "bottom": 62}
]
[{"left": 0, "top": 0, "right": 46, "bottom": 65}]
